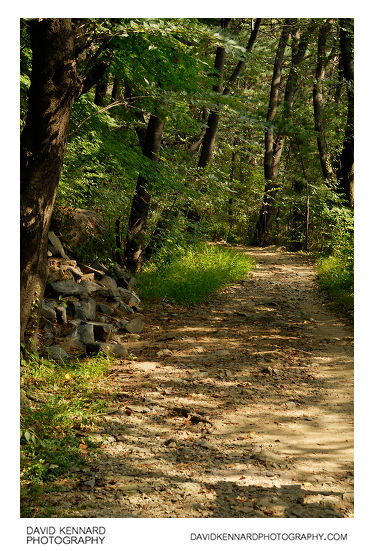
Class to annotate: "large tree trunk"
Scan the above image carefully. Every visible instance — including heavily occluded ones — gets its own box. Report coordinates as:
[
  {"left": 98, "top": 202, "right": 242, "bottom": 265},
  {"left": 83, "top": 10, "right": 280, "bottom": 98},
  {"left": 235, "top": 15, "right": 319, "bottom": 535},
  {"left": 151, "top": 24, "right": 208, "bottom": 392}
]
[
  {"left": 20, "top": 19, "right": 77, "bottom": 343},
  {"left": 337, "top": 18, "right": 354, "bottom": 207},
  {"left": 313, "top": 19, "right": 335, "bottom": 182},
  {"left": 20, "top": 18, "right": 109, "bottom": 343},
  {"left": 123, "top": 115, "right": 164, "bottom": 272}
]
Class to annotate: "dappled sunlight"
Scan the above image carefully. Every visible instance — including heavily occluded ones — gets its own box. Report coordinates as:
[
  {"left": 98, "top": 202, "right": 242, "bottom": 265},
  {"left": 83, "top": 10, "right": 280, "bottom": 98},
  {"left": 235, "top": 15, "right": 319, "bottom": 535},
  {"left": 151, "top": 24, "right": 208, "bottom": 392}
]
[{"left": 38, "top": 246, "right": 353, "bottom": 518}]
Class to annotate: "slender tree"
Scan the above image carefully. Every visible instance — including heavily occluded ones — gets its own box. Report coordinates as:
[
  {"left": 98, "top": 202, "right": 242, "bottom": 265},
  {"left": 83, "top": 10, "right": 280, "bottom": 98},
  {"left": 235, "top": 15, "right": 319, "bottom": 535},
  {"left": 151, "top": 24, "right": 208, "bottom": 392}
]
[
  {"left": 313, "top": 19, "right": 335, "bottom": 183},
  {"left": 337, "top": 18, "right": 354, "bottom": 207},
  {"left": 123, "top": 114, "right": 164, "bottom": 272},
  {"left": 253, "top": 19, "right": 312, "bottom": 245}
]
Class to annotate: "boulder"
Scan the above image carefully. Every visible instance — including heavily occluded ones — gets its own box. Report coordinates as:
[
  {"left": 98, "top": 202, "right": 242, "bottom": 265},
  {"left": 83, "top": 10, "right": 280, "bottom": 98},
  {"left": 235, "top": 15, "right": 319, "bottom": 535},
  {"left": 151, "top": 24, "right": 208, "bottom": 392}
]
[
  {"left": 73, "top": 303, "right": 87, "bottom": 321},
  {"left": 49, "top": 280, "right": 88, "bottom": 299},
  {"left": 86, "top": 342, "right": 128, "bottom": 359},
  {"left": 91, "top": 287, "right": 120, "bottom": 300}
]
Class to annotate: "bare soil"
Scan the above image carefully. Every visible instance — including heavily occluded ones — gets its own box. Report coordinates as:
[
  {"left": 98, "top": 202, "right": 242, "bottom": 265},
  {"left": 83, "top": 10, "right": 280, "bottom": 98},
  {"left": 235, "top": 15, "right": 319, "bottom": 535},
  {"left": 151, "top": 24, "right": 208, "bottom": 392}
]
[{"left": 42, "top": 246, "right": 354, "bottom": 518}]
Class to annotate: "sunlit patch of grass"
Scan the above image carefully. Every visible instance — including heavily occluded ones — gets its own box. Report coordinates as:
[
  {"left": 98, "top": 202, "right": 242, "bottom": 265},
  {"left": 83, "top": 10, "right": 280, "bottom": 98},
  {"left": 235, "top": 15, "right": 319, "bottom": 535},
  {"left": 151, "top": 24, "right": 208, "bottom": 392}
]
[{"left": 137, "top": 242, "right": 255, "bottom": 306}]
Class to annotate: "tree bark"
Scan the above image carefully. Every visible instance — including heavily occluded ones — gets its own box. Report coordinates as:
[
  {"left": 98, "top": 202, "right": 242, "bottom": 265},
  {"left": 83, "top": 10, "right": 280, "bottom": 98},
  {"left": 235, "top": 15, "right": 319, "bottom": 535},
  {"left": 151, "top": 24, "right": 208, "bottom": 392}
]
[
  {"left": 313, "top": 19, "right": 335, "bottom": 182},
  {"left": 337, "top": 18, "right": 354, "bottom": 207},
  {"left": 20, "top": 18, "right": 110, "bottom": 343},
  {"left": 123, "top": 115, "right": 164, "bottom": 272},
  {"left": 20, "top": 19, "right": 77, "bottom": 343}
]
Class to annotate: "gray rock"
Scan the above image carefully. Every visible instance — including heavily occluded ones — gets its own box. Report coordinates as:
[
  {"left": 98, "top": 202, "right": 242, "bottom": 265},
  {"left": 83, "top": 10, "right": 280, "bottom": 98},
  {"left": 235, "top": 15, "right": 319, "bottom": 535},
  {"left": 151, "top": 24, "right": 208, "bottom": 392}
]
[
  {"left": 80, "top": 272, "right": 95, "bottom": 282},
  {"left": 68, "top": 323, "right": 95, "bottom": 345},
  {"left": 115, "top": 301, "right": 134, "bottom": 315},
  {"left": 91, "top": 287, "right": 120, "bottom": 300},
  {"left": 73, "top": 303, "right": 87, "bottom": 321},
  {"left": 86, "top": 342, "right": 127, "bottom": 359},
  {"left": 46, "top": 345, "right": 69, "bottom": 361},
  {"left": 49, "top": 280, "right": 88, "bottom": 299},
  {"left": 117, "top": 288, "right": 141, "bottom": 307},
  {"left": 97, "top": 303, "right": 114, "bottom": 315},
  {"left": 100, "top": 275, "right": 118, "bottom": 290},
  {"left": 80, "top": 280, "right": 104, "bottom": 294},
  {"left": 66, "top": 265, "right": 84, "bottom": 280},
  {"left": 48, "top": 231, "right": 67, "bottom": 258},
  {"left": 41, "top": 301, "right": 57, "bottom": 323},
  {"left": 80, "top": 297, "right": 96, "bottom": 320},
  {"left": 55, "top": 304, "right": 67, "bottom": 324},
  {"left": 123, "top": 316, "right": 145, "bottom": 334},
  {"left": 83, "top": 321, "right": 112, "bottom": 342}
]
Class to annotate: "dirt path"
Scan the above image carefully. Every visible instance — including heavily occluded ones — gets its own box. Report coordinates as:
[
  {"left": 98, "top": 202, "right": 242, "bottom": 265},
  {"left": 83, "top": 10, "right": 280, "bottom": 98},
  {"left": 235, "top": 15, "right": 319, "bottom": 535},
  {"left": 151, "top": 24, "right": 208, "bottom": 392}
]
[{"left": 45, "top": 246, "right": 354, "bottom": 518}]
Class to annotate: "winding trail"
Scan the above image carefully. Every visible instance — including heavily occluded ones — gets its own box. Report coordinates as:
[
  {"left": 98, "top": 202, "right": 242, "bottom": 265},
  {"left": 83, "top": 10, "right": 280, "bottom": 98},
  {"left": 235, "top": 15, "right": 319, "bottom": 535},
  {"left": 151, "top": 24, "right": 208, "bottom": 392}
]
[{"left": 46, "top": 246, "right": 354, "bottom": 518}]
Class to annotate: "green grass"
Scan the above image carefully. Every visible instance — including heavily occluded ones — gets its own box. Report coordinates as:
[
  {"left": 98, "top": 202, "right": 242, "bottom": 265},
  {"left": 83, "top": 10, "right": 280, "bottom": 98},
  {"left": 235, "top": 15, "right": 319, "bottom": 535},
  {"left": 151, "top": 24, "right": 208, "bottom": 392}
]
[
  {"left": 137, "top": 242, "right": 255, "bottom": 306},
  {"left": 316, "top": 255, "right": 354, "bottom": 317},
  {"left": 20, "top": 349, "right": 113, "bottom": 517}
]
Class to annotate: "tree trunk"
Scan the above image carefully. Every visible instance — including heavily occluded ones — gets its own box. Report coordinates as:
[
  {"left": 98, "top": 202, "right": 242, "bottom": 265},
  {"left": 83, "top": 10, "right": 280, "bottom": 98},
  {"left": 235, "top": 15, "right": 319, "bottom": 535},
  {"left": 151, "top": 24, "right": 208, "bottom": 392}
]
[
  {"left": 253, "top": 21, "right": 290, "bottom": 245},
  {"left": 94, "top": 74, "right": 108, "bottom": 106},
  {"left": 313, "top": 19, "right": 335, "bottom": 182},
  {"left": 123, "top": 115, "right": 164, "bottom": 272},
  {"left": 337, "top": 18, "right": 354, "bottom": 207},
  {"left": 111, "top": 76, "right": 120, "bottom": 102},
  {"left": 253, "top": 20, "right": 311, "bottom": 245},
  {"left": 20, "top": 18, "right": 110, "bottom": 343},
  {"left": 197, "top": 18, "right": 232, "bottom": 169},
  {"left": 20, "top": 19, "right": 77, "bottom": 343}
]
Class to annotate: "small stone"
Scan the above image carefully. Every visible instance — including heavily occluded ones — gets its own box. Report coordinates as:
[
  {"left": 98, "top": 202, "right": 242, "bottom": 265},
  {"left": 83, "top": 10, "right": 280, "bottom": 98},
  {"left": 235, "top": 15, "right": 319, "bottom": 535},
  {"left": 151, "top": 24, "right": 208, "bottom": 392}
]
[
  {"left": 48, "top": 231, "right": 67, "bottom": 258},
  {"left": 46, "top": 345, "right": 69, "bottom": 361},
  {"left": 97, "top": 303, "right": 114, "bottom": 315},
  {"left": 123, "top": 316, "right": 145, "bottom": 334},
  {"left": 156, "top": 349, "right": 172, "bottom": 357}
]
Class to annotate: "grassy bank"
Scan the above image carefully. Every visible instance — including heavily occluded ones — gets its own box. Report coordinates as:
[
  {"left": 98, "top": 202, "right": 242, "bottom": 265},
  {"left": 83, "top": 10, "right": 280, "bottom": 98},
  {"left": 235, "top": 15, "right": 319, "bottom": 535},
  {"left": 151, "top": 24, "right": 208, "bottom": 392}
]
[
  {"left": 137, "top": 243, "right": 255, "bottom": 306},
  {"left": 315, "top": 255, "right": 354, "bottom": 318},
  {"left": 20, "top": 350, "right": 112, "bottom": 517}
]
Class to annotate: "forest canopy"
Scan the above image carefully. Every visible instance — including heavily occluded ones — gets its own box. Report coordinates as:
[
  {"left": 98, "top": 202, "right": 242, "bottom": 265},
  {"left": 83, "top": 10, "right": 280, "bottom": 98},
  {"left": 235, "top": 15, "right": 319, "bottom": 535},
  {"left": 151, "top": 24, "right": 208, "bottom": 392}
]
[{"left": 20, "top": 18, "right": 354, "bottom": 342}]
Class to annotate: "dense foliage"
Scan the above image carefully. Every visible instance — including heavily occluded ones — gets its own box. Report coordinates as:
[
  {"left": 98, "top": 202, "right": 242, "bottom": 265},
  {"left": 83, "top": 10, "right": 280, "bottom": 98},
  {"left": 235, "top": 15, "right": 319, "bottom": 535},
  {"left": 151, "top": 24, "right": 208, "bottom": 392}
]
[{"left": 20, "top": 16, "right": 353, "bottom": 319}]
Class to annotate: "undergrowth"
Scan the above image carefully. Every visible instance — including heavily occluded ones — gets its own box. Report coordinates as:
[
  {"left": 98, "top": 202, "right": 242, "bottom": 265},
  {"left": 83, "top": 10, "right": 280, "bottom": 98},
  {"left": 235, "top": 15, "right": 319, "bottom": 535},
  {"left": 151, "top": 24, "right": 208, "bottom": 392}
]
[
  {"left": 316, "top": 255, "right": 354, "bottom": 317},
  {"left": 20, "top": 349, "right": 112, "bottom": 517},
  {"left": 137, "top": 242, "right": 255, "bottom": 306}
]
